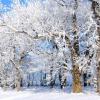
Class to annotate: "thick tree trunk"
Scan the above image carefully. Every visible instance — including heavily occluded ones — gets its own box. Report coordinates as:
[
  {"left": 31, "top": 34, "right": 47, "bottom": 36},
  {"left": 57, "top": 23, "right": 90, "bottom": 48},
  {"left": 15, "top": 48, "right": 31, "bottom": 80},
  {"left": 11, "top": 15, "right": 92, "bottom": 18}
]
[
  {"left": 73, "top": 65, "right": 82, "bottom": 93},
  {"left": 65, "top": 33, "right": 82, "bottom": 92},
  {"left": 91, "top": 0, "right": 100, "bottom": 93},
  {"left": 71, "top": 45, "right": 82, "bottom": 92},
  {"left": 71, "top": 0, "right": 82, "bottom": 93}
]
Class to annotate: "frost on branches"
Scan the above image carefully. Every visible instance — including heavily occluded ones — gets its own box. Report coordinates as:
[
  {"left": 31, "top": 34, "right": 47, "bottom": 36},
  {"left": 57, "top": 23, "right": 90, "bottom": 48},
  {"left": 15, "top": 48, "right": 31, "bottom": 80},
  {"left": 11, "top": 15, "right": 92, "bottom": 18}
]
[{"left": 0, "top": 0, "right": 99, "bottom": 93}]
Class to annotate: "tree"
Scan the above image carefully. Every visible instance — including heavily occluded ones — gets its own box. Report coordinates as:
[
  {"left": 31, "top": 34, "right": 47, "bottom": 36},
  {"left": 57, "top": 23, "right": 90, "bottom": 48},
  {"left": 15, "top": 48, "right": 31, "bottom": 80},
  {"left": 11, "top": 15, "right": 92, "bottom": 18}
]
[
  {"left": 0, "top": 0, "right": 69, "bottom": 89},
  {"left": 91, "top": 0, "right": 100, "bottom": 93},
  {"left": 54, "top": 0, "right": 82, "bottom": 92},
  {"left": 0, "top": 0, "right": 99, "bottom": 93},
  {"left": 71, "top": 0, "right": 82, "bottom": 93}
]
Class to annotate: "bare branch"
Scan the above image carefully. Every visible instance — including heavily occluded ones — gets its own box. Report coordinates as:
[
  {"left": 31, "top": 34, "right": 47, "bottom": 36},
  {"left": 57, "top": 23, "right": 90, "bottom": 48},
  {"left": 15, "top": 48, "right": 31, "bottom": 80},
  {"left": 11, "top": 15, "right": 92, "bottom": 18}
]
[{"left": 54, "top": 0, "right": 67, "bottom": 7}]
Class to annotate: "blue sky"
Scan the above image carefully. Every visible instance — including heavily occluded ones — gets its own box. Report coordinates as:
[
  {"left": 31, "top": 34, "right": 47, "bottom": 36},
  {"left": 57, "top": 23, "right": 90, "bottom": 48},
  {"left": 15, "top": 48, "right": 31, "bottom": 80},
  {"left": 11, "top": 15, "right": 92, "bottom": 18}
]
[
  {"left": 0, "top": 0, "right": 12, "bottom": 13},
  {"left": 0, "top": 0, "right": 28, "bottom": 6},
  {"left": 0, "top": 0, "right": 28, "bottom": 13},
  {"left": 1, "top": 0, "right": 12, "bottom": 5}
]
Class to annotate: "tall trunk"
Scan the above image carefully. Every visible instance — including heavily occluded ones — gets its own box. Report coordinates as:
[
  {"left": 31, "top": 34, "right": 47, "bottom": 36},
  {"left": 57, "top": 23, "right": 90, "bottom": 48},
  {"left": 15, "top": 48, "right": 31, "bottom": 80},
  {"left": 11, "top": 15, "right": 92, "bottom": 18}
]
[
  {"left": 11, "top": 60, "right": 21, "bottom": 91},
  {"left": 91, "top": 0, "right": 100, "bottom": 93},
  {"left": 72, "top": 0, "right": 82, "bottom": 93},
  {"left": 11, "top": 47, "right": 22, "bottom": 91},
  {"left": 72, "top": 47, "right": 82, "bottom": 93}
]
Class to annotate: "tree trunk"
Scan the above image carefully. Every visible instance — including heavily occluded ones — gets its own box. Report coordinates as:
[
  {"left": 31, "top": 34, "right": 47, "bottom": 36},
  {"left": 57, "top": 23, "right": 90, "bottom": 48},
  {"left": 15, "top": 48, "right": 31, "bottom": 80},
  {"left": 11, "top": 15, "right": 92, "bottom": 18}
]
[
  {"left": 59, "top": 68, "right": 67, "bottom": 89},
  {"left": 71, "top": 0, "right": 82, "bottom": 93},
  {"left": 55, "top": 0, "right": 82, "bottom": 93},
  {"left": 97, "top": 49, "right": 100, "bottom": 93},
  {"left": 10, "top": 60, "right": 21, "bottom": 91},
  {"left": 91, "top": 0, "right": 100, "bottom": 93},
  {"left": 97, "top": 65, "right": 100, "bottom": 93},
  {"left": 73, "top": 65, "right": 82, "bottom": 93},
  {"left": 71, "top": 41, "right": 82, "bottom": 92},
  {"left": 15, "top": 65, "right": 21, "bottom": 91},
  {"left": 50, "top": 66, "right": 55, "bottom": 88}
]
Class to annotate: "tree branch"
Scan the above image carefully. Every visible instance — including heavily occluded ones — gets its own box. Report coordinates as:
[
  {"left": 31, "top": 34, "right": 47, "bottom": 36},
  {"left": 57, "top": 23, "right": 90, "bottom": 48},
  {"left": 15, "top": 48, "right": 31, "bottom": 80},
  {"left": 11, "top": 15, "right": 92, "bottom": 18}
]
[{"left": 54, "top": 0, "right": 67, "bottom": 7}]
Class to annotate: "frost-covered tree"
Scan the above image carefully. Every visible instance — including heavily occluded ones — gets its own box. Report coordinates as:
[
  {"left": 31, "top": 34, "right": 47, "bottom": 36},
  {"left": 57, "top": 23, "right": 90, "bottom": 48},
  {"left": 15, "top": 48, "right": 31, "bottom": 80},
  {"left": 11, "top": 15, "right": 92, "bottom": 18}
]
[
  {"left": 0, "top": 0, "right": 69, "bottom": 89},
  {"left": 90, "top": 0, "right": 100, "bottom": 93},
  {"left": 54, "top": 0, "right": 82, "bottom": 92},
  {"left": 0, "top": 0, "right": 99, "bottom": 93}
]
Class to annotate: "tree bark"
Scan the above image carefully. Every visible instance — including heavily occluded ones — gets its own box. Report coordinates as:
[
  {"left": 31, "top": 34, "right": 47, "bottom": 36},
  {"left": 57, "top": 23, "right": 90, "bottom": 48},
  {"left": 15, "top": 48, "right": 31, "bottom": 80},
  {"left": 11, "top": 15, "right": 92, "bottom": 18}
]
[
  {"left": 15, "top": 65, "right": 21, "bottom": 91},
  {"left": 11, "top": 60, "right": 22, "bottom": 91},
  {"left": 71, "top": 0, "right": 82, "bottom": 93},
  {"left": 91, "top": 0, "right": 100, "bottom": 93},
  {"left": 73, "top": 65, "right": 82, "bottom": 93},
  {"left": 97, "top": 65, "right": 100, "bottom": 93}
]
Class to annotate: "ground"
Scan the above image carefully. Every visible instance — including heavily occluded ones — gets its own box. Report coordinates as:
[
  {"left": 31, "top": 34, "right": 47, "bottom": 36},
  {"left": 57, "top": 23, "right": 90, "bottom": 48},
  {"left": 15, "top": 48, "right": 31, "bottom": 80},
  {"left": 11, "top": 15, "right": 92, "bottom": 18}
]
[{"left": 0, "top": 87, "right": 100, "bottom": 100}]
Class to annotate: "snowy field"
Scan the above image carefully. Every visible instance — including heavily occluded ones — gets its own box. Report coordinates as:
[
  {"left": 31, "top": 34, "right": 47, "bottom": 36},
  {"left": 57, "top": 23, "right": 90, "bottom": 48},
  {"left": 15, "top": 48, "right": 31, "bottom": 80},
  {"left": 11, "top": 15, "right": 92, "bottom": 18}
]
[{"left": 0, "top": 87, "right": 100, "bottom": 100}]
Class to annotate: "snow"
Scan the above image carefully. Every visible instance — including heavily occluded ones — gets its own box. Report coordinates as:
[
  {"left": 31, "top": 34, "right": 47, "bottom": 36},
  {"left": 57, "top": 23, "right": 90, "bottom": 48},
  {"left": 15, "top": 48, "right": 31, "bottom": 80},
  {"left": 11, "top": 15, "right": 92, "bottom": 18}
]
[{"left": 0, "top": 88, "right": 100, "bottom": 100}]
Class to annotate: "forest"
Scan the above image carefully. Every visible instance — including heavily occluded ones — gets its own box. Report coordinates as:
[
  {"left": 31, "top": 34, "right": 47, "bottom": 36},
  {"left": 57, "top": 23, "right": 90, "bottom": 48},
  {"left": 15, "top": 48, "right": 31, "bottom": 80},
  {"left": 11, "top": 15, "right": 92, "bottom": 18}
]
[{"left": 0, "top": 0, "right": 100, "bottom": 96}]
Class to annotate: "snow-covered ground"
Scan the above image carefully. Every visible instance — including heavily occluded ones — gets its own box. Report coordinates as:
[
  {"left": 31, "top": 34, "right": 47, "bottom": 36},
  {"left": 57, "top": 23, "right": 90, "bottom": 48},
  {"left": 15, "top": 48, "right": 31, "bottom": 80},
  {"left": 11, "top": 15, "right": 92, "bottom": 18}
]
[{"left": 0, "top": 87, "right": 100, "bottom": 100}]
